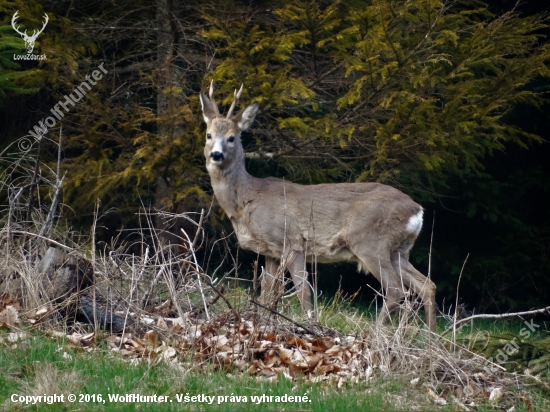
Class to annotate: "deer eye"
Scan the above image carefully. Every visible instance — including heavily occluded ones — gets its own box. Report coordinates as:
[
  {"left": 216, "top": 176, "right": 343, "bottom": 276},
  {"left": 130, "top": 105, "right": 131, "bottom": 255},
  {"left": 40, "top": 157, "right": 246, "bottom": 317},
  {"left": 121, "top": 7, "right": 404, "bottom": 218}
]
[
  {"left": 206, "top": 133, "right": 212, "bottom": 139},
  {"left": 228, "top": 136, "right": 235, "bottom": 143}
]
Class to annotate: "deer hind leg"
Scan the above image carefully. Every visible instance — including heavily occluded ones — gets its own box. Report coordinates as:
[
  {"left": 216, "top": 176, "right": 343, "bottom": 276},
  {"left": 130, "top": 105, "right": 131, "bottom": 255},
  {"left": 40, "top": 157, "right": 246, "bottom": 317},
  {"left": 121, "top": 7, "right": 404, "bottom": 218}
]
[
  {"left": 356, "top": 253, "right": 405, "bottom": 326},
  {"left": 259, "top": 256, "right": 284, "bottom": 308},
  {"left": 287, "top": 253, "right": 313, "bottom": 313},
  {"left": 377, "top": 284, "right": 406, "bottom": 326},
  {"left": 390, "top": 250, "right": 436, "bottom": 332}
]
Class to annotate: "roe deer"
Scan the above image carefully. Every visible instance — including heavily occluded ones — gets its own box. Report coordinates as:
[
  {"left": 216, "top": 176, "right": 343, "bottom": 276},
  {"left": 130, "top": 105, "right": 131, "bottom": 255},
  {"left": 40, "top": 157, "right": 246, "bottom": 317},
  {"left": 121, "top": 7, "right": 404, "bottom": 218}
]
[{"left": 199, "top": 83, "right": 437, "bottom": 331}]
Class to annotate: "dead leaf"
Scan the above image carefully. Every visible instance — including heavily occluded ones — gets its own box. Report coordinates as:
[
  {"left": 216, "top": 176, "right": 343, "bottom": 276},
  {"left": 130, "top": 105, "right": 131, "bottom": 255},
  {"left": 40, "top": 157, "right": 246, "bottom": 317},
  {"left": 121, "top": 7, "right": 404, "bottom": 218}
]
[
  {"left": 259, "top": 368, "right": 277, "bottom": 378},
  {"left": 325, "top": 345, "right": 343, "bottom": 356},
  {"left": 0, "top": 294, "right": 20, "bottom": 310},
  {"left": 7, "top": 332, "right": 28, "bottom": 342},
  {"left": 451, "top": 395, "right": 471, "bottom": 411},
  {"left": 314, "top": 362, "right": 340, "bottom": 375},
  {"left": 278, "top": 347, "right": 293, "bottom": 364},
  {"left": 263, "top": 332, "right": 277, "bottom": 342},
  {"left": 157, "top": 317, "right": 168, "bottom": 329},
  {"left": 289, "top": 362, "right": 307, "bottom": 376},
  {"left": 264, "top": 349, "right": 280, "bottom": 367},
  {"left": 146, "top": 350, "right": 159, "bottom": 362},
  {"left": 287, "top": 336, "right": 310, "bottom": 350},
  {"left": 489, "top": 388, "right": 503, "bottom": 405},
  {"left": 153, "top": 299, "right": 172, "bottom": 315},
  {"left": 426, "top": 387, "right": 447, "bottom": 406},
  {"left": 129, "top": 338, "right": 145, "bottom": 349},
  {"left": 239, "top": 321, "right": 254, "bottom": 335},
  {"left": 212, "top": 335, "right": 229, "bottom": 348},
  {"left": 247, "top": 359, "right": 264, "bottom": 375},
  {"left": 35, "top": 307, "right": 48, "bottom": 317},
  {"left": 0, "top": 305, "right": 18, "bottom": 328},
  {"left": 61, "top": 332, "right": 95, "bottom": 346},
  {"left": 140, "top": 317, "right": 155, "bottom": 326},
  {"left": 366, "top": 365, "right": 374, "bottom": 380},
  {"left": 305, "top": 353, "right": 323, "bottom": 369},
  {"left": 309, "top": 337, "right": 334, "bottom": 352},
  {"left": 143, "top": 330, "right": 158, "bottom": 348}
]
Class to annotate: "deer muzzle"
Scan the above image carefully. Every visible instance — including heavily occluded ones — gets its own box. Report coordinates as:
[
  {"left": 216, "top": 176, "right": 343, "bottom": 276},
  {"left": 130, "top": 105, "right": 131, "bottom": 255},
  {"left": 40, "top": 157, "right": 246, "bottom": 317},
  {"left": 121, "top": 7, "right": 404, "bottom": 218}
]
[{"left": 210, "top": 151, "right": 224, "bottom": 163}]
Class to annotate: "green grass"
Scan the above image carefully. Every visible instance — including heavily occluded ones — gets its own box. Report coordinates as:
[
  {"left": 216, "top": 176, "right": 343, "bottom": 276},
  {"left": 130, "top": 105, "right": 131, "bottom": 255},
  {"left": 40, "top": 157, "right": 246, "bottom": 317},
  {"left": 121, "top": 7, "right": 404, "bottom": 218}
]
[
  {"left": 1, "top": 302, "right": 549, "bottom": 412},
  {"left": 2, "top": 322, "right": 550, "bottom": 411},
  {"left": 0, "top": 330, "right": 432, "bottom": 412},
  {"left": 2, "top": 327, "right": 549, "bottom": 412}
]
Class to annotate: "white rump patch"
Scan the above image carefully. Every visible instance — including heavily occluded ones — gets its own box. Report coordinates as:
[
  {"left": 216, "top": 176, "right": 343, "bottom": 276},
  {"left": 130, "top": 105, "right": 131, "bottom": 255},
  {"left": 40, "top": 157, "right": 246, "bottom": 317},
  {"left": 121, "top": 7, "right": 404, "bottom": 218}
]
[{"left": 406, "top": 210, "right": 423, "bottom": 235}]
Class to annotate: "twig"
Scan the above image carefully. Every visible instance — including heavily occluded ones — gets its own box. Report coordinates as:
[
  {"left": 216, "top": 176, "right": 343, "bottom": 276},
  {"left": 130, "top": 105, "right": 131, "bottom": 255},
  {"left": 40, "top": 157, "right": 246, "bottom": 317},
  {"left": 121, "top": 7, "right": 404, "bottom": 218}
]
[
  {"left": 434, "top": 329, "right": 507, "bottom": 371},
  {"left": 428, "top": 211, "right": 434, "bottom": 280},
  {"left": 252, "top": 258, "right": 259, "bottom": 301},
  {"left": 202, "top": 274, "right": 241, "bottom": 322},
  {"left": 180, "top": 228, "right": 210, "bottom": 321},
  {"left": 244, "top": 137, "right": 316, "bottom": 160},
  {"left": 10, "top": 181, "right": 42, "bottom": 206},
  {"left": 7, "top": 180, "right": 42, "bottom": 244},
  {"left": 56, "top": 126, "right": 62, "bottom": 183},
  {"left": 132, "top": 246, "right": 149, "bottom": 295},
  {"left": 39, "top": 172, "right": 66, "bottom": 237},
  {"left": 251, "top": 300, "right": 319, "bottom": 336},
  {"left": 25, "top": 132, "right": 44, "bottom": 227},
  {"left": 427, "top": 211, "right": 436, "bottom": 380},
  {"left": 10, "top": 231, "right": 73, "bottom": 251},
  {"left": 442, "top": 305, "right": 550, "bottom": 336},
  {"left": 91, "top": 200, "right": 99, "bottom": 332},
  {"left": 120, "top": 255, "right": 137, "bottom": 349},
  {"left": 109, "top": 251, "right": 129, "bottom": 278},
  {"left": 141, "top": 264, "right": 166, "bottom": 309},
  {"left": 40, "top": 128, "right": 65, "bottom": 237},
  {"left": 306, "top": 63, "right": 343, "bottom": 88},
  {"left": 453, "top": 253, "right": 469, "bottom": 346},
  {"left": 191, "top": 208, "right": 205, "bottom": 250}
]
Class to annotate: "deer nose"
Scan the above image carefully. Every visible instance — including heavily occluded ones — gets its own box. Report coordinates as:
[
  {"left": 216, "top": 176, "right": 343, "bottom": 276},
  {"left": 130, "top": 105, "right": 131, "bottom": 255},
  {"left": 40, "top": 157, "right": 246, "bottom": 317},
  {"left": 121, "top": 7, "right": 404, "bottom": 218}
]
[{"left": 210, "top": 151, "right": 224, "bottom": 162}]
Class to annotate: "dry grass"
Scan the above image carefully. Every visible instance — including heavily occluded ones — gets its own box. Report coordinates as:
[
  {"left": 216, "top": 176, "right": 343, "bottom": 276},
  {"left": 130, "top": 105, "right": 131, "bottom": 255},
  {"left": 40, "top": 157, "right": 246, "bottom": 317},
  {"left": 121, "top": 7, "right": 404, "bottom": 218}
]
[
  {"left": 1, "top": 143, "right": 549, "bottom": 411},
  {"left": 22, "top": 363, "right": 81, "bottom": 399}
]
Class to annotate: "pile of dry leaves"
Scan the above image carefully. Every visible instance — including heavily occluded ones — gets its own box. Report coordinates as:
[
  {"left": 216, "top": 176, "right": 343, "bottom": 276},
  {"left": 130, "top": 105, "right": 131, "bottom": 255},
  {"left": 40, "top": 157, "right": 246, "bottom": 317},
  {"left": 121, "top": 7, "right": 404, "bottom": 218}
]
[{"left": 1, "top": 292, "right": 542, "bottom": 411}]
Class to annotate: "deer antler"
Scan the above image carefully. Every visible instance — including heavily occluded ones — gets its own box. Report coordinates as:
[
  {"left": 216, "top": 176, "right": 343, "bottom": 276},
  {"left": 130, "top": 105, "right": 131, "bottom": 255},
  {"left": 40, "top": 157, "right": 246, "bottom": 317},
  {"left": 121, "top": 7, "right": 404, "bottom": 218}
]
[
  {"left": 11, "top": 11, "right": 26, "bottom": 37},
  {"left": 208, "top": 80, "right": 220, "bottom": 115},
  {"left": 226, "top": 84, "right": 243, "bottom": 118},
  {"left": 30, "top": 13, "right": 49, "bottom": 40}
]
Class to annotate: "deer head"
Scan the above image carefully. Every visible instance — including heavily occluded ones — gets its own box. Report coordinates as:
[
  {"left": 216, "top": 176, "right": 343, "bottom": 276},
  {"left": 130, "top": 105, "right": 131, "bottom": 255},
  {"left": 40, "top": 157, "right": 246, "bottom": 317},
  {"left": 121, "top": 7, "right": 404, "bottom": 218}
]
[
  {"left": 11, "top": 11, "right": 49, "bottom": 54},
  {"left": 199, "top": 82, "right": 258, "bottom": 171}
]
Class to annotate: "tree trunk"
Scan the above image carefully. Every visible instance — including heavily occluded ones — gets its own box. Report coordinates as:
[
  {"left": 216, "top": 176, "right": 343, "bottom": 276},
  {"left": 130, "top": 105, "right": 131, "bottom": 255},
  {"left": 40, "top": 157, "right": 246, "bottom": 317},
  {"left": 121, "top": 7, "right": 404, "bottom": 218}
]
[{"left": 154, "top": 0, "right": 177, "bottom": 244}]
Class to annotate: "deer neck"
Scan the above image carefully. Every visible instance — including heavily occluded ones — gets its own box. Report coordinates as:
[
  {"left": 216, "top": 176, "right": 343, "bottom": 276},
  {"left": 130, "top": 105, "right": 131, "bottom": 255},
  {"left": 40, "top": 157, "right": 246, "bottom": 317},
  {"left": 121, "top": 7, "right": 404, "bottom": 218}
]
[{"left": 208, "top": 159, "right": 252, "bottom": 220}]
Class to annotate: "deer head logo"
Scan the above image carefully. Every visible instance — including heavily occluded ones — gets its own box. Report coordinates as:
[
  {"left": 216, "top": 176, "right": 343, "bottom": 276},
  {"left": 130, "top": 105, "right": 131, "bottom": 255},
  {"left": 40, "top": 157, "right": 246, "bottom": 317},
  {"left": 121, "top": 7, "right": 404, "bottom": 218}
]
[{"left": 11, "top": 11, "right": 49, "bottom": 54}]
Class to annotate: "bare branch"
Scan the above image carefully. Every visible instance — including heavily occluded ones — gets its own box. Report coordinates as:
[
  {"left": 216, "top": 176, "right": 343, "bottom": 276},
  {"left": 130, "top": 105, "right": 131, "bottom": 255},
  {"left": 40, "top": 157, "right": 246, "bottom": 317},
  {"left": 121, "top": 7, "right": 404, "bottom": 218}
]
[{"left": 442, "top": 305, "right": 550, "bottom": 336}]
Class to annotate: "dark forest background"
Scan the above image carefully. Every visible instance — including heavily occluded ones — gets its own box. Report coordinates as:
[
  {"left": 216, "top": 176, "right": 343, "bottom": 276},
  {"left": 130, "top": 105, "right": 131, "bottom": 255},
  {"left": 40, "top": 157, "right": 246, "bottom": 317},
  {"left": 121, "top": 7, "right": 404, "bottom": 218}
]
[{"left": 1, "top": 0, "right": 549, "bottom": 315}]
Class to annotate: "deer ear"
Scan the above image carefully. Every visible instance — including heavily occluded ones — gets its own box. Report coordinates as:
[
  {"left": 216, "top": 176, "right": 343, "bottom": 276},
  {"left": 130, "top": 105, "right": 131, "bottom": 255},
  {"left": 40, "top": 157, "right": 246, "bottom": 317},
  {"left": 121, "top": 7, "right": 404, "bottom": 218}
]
[
  {"left": 199, "top": 91, "right": 217, "bottom": 124},
  {"left": 236, "top": 103, "right": 259, "bottom": 131}
]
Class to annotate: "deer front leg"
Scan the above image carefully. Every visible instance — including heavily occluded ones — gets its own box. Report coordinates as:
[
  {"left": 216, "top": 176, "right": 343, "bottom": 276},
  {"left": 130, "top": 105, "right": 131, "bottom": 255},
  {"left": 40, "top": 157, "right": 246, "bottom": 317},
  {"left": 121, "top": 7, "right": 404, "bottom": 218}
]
[
  {"left": 288, "top": 253, "right": 313, "bottom": 313},
  {"left": 259, "top": 256, "right": 283, "bottom": 308}
]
